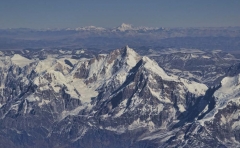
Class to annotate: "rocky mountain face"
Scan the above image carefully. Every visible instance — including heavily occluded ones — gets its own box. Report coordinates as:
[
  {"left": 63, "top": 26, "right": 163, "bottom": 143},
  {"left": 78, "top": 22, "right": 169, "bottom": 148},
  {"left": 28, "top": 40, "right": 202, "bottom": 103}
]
[{"left": 0, "top": 46, "right": 239, "bottom": 147}]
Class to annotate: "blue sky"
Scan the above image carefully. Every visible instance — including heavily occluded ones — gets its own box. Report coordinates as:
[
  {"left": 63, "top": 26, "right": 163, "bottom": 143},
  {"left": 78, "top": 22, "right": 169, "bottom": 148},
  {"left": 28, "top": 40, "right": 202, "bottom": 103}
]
[{"left": 0, "top": 0, "right": 239, "bottom": 29}]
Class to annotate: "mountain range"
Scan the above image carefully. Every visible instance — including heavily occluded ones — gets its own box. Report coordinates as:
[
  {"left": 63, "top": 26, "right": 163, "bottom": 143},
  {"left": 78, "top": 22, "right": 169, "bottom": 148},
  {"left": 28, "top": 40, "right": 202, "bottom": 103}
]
[
  {"left": 0, "top": 24, "right": 240, "bottom": 50},
  {"left": 0, "top": 46, "right": 239, "bottom": 147}
]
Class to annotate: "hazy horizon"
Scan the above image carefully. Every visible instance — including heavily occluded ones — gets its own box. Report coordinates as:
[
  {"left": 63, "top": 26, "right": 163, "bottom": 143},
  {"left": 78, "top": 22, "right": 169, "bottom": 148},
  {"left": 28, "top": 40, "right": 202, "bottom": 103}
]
[{"left": 1, "top": 23, "right": 240, "bottom": 30}]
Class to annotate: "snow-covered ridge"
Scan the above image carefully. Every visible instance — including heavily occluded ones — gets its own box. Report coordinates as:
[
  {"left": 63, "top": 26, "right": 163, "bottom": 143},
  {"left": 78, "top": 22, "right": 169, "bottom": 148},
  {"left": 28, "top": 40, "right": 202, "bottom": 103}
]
[
  {"left": 0, "top": 46, "right": 208, "bottom": 101},
  {"left": 91, "top": 47, "right": 208, "bottom": 120},
  {"left": 0, "top": 47, "right": 208, "bottom": 120},
  {"left": 141, "top": 56, "right": 208, "bottom": 96},
  {"left": 74, "top": 46, "right": 141, "bottom": 89},
  {"left": 64, "top": 23, "right": 160, "bottom": 32},
  {"left": 3, "top": 46, "right": 237, "bottom": 147},
  {"left": 11, "top": 54, "right": 35, "bottom": 67},
  {"left": 199, "top": 74, "right": 240, "bottom": 125},
  {"left": 114, "top": 23, "right": 159, "bottom": 32}
]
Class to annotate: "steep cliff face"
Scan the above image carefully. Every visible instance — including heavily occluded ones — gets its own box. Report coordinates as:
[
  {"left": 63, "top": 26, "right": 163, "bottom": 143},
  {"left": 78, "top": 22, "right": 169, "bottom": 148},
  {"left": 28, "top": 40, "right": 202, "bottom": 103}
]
[
  {"left": 0, "top": 46, "right": 239, "bottom": 147},
  {"left": 165, "top": 74, "right": 240, "bottom": 148}
]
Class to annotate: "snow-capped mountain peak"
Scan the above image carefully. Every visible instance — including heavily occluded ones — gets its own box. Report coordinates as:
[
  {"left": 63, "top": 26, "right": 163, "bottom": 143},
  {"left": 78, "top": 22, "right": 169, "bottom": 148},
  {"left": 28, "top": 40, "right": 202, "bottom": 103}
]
[
  {"left": 117, "top": 23, "right": 133, "bottom": 31},
  {"left": 0, "top": 46, "right": 240, "bottom": 147}
]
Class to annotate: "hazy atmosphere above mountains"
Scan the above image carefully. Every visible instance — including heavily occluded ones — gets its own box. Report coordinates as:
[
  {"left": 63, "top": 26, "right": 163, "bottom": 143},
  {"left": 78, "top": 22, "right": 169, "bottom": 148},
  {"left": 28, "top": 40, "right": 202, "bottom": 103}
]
[{"left": 0, "top": 0, "right": 240, "bottom": 29}]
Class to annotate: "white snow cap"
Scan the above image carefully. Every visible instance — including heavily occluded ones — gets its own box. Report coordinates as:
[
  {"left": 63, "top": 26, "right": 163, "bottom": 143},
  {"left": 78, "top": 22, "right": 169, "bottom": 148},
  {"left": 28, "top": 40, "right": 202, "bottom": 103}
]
[
  {"left": 11, "top": 54, "right": 34, "bottom": 67},
  {"left": 117, "top": 23, "right": 133, "bottom": 31}
]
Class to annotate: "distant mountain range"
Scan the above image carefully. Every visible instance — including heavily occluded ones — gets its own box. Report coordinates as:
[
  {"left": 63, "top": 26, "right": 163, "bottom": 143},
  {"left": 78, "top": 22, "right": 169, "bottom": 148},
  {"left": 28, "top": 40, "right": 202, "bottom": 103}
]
[{"left": 0, "top": 24, "right": 240, "bottom": 50}]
